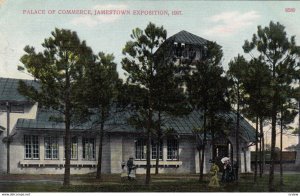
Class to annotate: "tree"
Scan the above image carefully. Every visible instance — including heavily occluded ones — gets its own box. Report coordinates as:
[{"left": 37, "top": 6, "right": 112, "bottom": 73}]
[
  {"left": 18, "top": 28, "right": 94, "bottom": 186},
  {"left": 122, "top": 23, "right": 167, "bottom": 185},
  {"left": 81, "top": 52, "right": 122, "bottom": 180},
  {"left": 186, "top": 41, "right": 230, "bottom": 181},
  {"left": 241, "top": 57, "right": 272, "bottom": 182},
  {"left": 277, "top": 80, "right": 298, "bottom": 187},
  {"left": 243, "top": 21, "right": 300, "bottom": 191},
  {"left": 227, "top": 54, "right": 248, "bottom": 181},
  {"left": 149, "top": 40, "right": 192, "bottom": 174}
]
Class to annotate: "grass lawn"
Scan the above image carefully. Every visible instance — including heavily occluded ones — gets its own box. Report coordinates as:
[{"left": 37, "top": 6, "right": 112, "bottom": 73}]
[{"left": 0, "top": 173, "right": 299, "bottom": 192}]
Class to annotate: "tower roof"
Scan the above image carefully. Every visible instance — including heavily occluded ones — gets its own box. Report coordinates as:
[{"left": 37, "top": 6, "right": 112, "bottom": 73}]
[{"left": 167, "top": 30, "right": 208, "bottom": 46}]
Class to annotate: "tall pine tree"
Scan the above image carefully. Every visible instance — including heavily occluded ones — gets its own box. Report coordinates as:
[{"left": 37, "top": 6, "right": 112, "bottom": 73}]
[
  {"left": 243, "top": 21, "right": 300, "bottom": 191},
  {"left": 18, "top": 28, "right": 94, "bottom": 186}
]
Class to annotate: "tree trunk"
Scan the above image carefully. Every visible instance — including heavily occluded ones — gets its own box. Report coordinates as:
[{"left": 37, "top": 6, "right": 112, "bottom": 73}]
[
  {"left": 210, "top": 115, "right": 216, "bottom": 160},
  {"left": 155, "top": 110, "right": 162, "bottom": 175},
  {"left": 235, "top": 83, "right": 240, "bottom": 181},
  {"left": 6, "top": 102, "right": 10, "bottom": 174},
  {"left": 63, "top": 70, "right": 71, "bottom": 187},
  {"left": 145, "top": 107, "right": 152, "bottom": 185},
  {"left": 269, "top": 100, "right": 277, "bottom": 191},
  {"left": 254, "top": 115, "right": 258, "bottom": 183},
  {"left": 280, "top": 112, "right": 283, "bottom": 187},
  {"left": 96, "top": 108, "right": 105, "bottom": 180},
  {"left": 199, "top": 110, "right": 207, "bottom": 182},
  {"left": 269, "top": 62, "right": 277, "bottom": 192},
  {"left": 262, "top": 124, "right": 265, "bottom": 175},
  {"left": 269, "top": 113, "right": 277, "bottom": 191},
  {"left": 259, "top": 117, "right": 263, "bottom": 177}
]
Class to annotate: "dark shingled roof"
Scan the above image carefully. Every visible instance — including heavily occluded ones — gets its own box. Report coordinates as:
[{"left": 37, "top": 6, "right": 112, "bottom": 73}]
[
  {"left": 16, "top": 108, "right": 256, "bottom": 142},
  {"left": 0, "top": 77, "right": 38, "bottom": 103},
  {"left": 1, "top": 77, "right": 255, "bottom": 142},
  {"left": 167, "top": 30, "right": 208, "bottom": 46}
]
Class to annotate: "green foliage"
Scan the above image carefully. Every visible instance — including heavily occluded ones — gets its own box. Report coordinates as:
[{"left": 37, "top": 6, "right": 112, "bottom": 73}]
[
  {"left": 82, "top": 51, "right": 122, "bottom": 123},
  {"left": 243, "top": 21, "right": 300, "bottom": 191},
  {"left": 18, "top": 28, "right": 95, "bottom": 186},
  {"left": 241, "top": 57, "right": 273, "bottom": 121},
  {"left": 18, "top": 28, "right": 94, "bottom": 120},
  {"left": 122, "top": 22, "right": 190, "bottom": 183},
  {"left": 122, "top": 22, "right": 189, "bottom": 134},
  {"left": 187, "top": 41, "right": 230, "bottom": 130}
]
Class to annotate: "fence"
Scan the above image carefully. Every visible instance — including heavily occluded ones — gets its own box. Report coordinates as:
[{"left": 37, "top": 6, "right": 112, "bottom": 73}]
[{"left": 251, "top": 151, "right": 297, "bottom": 164}]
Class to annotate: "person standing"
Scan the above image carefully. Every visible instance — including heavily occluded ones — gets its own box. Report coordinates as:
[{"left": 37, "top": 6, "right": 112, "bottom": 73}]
[
  {"left": 127, "top": 157, "right": 134, "bottom": 180},
  {"left": 208, "top": 160, "right": 220, "bottom": 188}
]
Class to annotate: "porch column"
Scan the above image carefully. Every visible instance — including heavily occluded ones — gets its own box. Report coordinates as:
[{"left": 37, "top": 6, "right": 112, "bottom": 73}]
[
  {"left": 240, "top": 146, "right": 251, "bottom": 173},
  {"left": 195, "top": 142, "right": 211, "bottom": 174},
  {"left": 110, "top": 135, "right": 123, "bottom": 173},
  {"left": 163, "top": 139, "right": 167, "bottom": 161}
]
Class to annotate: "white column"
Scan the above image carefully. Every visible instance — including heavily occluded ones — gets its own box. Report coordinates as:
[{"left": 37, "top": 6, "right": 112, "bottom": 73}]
[
  {"left": 195, "top": 148, "right": 199, "bottom": 173},
  {"left": 110, "top": 135, "right": 123, "bottom": 173},
  {"left": 246, "top": 149, "right": 251, "bottom": 172},
  {"left": 58, "top": 136, "right": 64, "bottom": 161},
  {"left": 78, "top": 136, "right": 83, "bottom": 161},
  {"left": 40, "top": 135, "right": 45, "bottom": 161},
  {"left": 163, "top": 139, "right": 167, "bottom": 161}
]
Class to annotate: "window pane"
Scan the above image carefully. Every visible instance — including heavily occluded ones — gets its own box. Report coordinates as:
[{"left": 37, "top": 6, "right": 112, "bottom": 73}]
[
  {"left": 135, "top": 139, "right": 145, "bottom": 160},
  {"left": 167, "top": 139, "right": 178, "bottom": 160},
  {"left": 44, "top": 137, "right": 58, "bottom": 160},
  {"left": 151, "top": 140, "right": 163, "bottom": 160},
  {"left": 71, "top": 136, "right": 78, "bottom": 159},
  {"left": 24, "top": 135, "right": 39, "bottom": 159},
  {"left": 82, "top": 137, "right": 95, "bottom": 160}
]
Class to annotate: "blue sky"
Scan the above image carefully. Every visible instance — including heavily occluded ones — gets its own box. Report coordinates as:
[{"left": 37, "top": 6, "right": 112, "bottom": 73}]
[
  {"left": 1, "top": 0, "right": 300, "bottom": 80},
  {"left": 0, "top": 0, "right": 299, "bottom": 147}
]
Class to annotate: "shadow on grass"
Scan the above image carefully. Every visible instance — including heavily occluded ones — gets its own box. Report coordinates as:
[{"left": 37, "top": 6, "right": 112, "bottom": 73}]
[{"left": 1, "top": 173, "right": 300, "bottom": 192}]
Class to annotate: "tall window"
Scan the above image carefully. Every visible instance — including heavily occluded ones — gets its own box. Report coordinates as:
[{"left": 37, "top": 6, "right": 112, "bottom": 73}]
[
  {"left": 135, "top": 139, "right": 163, "bottom": 160},
  {"left": 151, "top": 140, "right": 163, "bottom": 160},
  {"left": 44, "top": 137, "right": 59, "bottom": 160},
  {"left": 135, "top": 139, "right": 145, "bottom": 160},
  {"left": 64, "top": 136, "right": 78, "bottom": 160},
  {"left": 82, "top": 138, "right": 95, "bottom": 160},
  {"left": 24, "top": 135, "right": 39, "bottom": 159},
  {"left": 167, "top": 139, "right": 178, "bottom": 160}
]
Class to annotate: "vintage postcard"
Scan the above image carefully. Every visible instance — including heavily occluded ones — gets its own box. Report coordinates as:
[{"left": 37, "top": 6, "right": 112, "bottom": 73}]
[{"left": 0, "top": 0, "right": 299, "bottom": 194}]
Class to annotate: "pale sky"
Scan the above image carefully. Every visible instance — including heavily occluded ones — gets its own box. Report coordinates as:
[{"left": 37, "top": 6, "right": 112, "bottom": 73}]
[{"left": 0, "top": 0, "right": 299, "bottom": 148}]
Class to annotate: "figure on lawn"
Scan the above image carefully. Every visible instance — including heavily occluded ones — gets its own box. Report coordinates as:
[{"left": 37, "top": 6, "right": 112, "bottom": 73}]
[
  {"left": 221, "top": 157, "right": 235, "bottom": 183},
  {"left": 121, "top": 161, "right": 127, "bottom": 181},
  {"left": 208, "top": 159, "right": 220, "bottom": 188},
  {"left": 127, "top": 156, "right": 136, "bottom": 180}
]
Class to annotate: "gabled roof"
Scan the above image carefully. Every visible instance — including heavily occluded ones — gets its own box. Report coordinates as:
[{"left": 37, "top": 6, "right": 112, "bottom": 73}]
[
  {"left": 0, "top": 77, "right": 37, "bottom": 104},
  {"left": 166, "top": 30, "right": 208, "bottom": 46}
]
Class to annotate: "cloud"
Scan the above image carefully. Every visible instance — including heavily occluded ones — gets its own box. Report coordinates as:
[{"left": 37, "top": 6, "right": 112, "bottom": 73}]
[
  {"left": 71, "top": 4, "right": 128, "bottom": 27},
  {"left": 0, "top": 33, "right": 32, "bottom": 79},
  {"left": 204, "top": 11, "right": 260, "bottom": 36},
  {"left": 0, "top": 0, "right": 5, "bottom": 6}
]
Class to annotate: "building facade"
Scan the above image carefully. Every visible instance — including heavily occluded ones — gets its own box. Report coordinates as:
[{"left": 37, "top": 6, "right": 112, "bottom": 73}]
[
  {"left": 0, "top": 78, "right": 255, "bottom": 175},
  {"left": 0, "top": 31, "right": 256, "bottom": 175}
]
